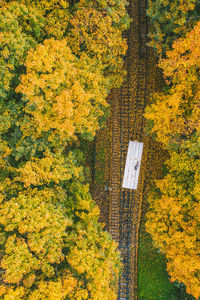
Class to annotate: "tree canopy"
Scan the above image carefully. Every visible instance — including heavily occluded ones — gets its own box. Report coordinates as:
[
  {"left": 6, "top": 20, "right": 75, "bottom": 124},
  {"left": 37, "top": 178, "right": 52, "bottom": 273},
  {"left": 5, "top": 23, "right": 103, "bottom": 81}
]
[
  {"left": 147, "top": 0, "right": 198, "bottom": 55},
  {"left": 16, "top": 38, "right": 109, "bottom": 142},
  {"left": 0, "top": 0, "right": 129, "bottom": 298},
  {"left": 69, "top": 0, "right": 130, "bottom": 87},
  {"left": 0, "top": 1, "right": 45, "bottom": 100},
  {"left": 145, "top": 21, "right": 200, "bottom": 153},
  {"left": 145, "top": 20, "right": 200, "bottom": 300},
  {"left": 0, "top": 181, "right": 120, "bottom": 299},
  {"left": 146, "top": 151, "right": 200, "bottom": 299}
]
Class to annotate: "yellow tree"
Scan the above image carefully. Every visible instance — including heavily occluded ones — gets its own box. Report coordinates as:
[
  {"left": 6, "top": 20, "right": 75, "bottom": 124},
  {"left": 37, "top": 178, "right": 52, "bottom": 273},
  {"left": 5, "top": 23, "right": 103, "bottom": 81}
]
[
  {"left": 0, "top": 2, "right": 123, "bottom": 299},
  {"left": 146, "top": 151, "right": 200, "bottom": 299},
  {"left": 9, "top": 0, "right": 130, "bottom": 87},
  {"left": 145, "top": 21, "right": 200, "bottom": 152},
  {"left": 69, "top": 0, "right": 130, "bottom": 87},
  {"left": 0, "top": 180, "right": 121, "bottom": 299},
  {"left": 145, "top": 19, "right": 200, "bottom": 299},
  {"left": 16, "top": 38, "right": 109, "bottom": 143}
]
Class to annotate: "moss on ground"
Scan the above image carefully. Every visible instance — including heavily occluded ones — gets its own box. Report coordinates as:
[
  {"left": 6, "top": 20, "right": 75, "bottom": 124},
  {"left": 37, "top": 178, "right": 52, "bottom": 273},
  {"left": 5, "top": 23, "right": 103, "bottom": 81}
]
[{"left": 138, "top": 221, "right": 179, "bottom": 300}]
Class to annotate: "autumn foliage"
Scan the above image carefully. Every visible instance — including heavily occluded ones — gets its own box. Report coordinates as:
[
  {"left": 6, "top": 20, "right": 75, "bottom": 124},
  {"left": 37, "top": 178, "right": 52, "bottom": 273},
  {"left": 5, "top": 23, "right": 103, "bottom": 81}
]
[
  {"left": 69, "top": 0, "right": 129, "bottom": 87},
  {"left": 0, "top": 180, "right": 121, "bottom": 299},
  {"left": 145, "top": 20, "right": 200, "bottom": 299},
  {"left": 16, "top": 38, "right": 109, "bottom": 141},
  {"left": 145, "top": 21, "right": 200, "bottom": 151},
  {"left": 0, "top": 0, "right": 130, "bottom": 298},
  {"left": 147, "top": 0, "right": 198, "bottom": 55},
  {"left": 146, "top": 152, "right": 200, "bottom": 298}
]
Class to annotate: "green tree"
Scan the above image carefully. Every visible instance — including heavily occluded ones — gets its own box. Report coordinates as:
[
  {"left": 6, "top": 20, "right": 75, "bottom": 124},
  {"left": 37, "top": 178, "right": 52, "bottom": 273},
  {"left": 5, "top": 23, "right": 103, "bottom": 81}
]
[
  {"left": 0, "top": 1, "right": 45, "bottom": 100},
  {"left": 4, "top": 0, "right": 70, "bottom": 39},
  {"left": 147, "top": 0, "right": 198, "bottom": 55}
]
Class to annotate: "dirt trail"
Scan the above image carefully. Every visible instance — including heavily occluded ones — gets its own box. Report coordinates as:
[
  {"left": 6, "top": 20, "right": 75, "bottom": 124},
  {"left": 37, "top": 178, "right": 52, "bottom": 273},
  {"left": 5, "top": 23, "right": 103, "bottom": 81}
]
[{"left": 93, "top": 0, "right": 160, "bottom": 298}]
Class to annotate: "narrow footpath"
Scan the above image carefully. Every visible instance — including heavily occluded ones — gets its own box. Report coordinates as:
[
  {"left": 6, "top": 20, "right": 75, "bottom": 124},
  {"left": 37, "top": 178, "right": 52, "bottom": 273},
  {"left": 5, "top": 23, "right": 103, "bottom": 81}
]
[{"left": 93, "top": 0, "right": 159, "bottom": 298}]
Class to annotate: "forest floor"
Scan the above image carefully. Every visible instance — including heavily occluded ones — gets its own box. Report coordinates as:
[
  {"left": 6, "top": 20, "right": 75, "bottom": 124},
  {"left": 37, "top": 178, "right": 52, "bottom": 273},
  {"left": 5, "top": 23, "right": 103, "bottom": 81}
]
[
  {"left": 137, "top": 140, "right": 180, "bottom": 300},
  {"left": 92, "top": 0, "right": 176, "bottom": 299}
]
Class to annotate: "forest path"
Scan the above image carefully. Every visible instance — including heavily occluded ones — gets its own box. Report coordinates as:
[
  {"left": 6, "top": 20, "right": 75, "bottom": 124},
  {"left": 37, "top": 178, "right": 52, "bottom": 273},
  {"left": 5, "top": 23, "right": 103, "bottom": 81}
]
[{"left": 93, "top": 0, "right": 159, "bottom": 298}]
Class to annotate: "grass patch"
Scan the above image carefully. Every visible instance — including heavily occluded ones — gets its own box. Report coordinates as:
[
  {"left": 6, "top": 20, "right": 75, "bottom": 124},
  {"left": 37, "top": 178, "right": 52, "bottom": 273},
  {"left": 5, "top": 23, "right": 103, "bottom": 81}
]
[{"left": 138, "top": 222, "right": 179, "bottom": 300}]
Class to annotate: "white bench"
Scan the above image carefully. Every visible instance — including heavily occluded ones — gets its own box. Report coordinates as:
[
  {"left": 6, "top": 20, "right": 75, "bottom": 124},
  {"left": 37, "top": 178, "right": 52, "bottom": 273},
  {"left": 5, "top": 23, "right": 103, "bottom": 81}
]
[{"left": 122, "top": 141, "right": 143, "bottom": 190}]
